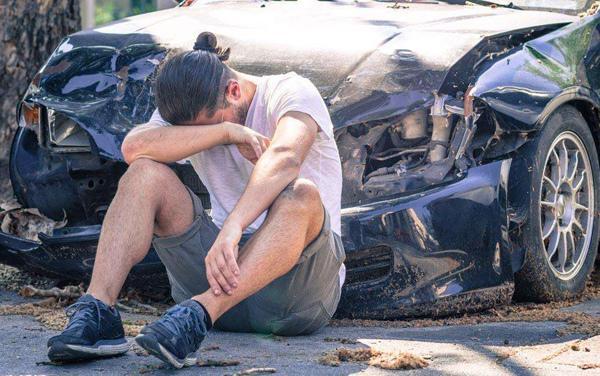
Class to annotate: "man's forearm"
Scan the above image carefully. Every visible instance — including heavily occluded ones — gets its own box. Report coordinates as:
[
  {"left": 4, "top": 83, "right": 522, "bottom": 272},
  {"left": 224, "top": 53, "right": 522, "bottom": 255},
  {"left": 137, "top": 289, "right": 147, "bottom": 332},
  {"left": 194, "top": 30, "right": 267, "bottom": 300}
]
[
  {"left": 122, "top": 123, "right": 230, "bottom": 164},
  {"left": 224, "top": 148, "right": 301, "bottom": 231}
]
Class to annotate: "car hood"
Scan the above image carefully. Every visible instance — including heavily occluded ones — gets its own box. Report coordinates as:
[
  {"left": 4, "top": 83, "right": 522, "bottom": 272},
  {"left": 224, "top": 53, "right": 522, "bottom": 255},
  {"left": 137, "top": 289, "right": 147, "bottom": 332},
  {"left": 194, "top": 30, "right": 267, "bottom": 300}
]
[{"left": 25, "top": 1, "right": 574, "bottom": 158}]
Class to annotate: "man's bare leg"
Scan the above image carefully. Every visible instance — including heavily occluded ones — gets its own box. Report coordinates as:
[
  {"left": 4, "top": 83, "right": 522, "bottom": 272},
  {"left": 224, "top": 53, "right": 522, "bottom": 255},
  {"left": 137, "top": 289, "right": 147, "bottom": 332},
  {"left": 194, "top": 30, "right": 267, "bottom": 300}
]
[
  {"left": 192, "top": 178, "right": 324, "bottom": 322},
  {"left": 87, "top": 158, "right": 195, "bottom": 306}
]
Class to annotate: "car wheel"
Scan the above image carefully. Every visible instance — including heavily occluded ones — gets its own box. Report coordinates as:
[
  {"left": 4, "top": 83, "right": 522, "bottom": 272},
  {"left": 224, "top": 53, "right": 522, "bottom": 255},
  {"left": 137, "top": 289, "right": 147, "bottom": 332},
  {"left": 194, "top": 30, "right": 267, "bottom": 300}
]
[{"left": 514, "top": 105, "right": 600, "bottom": 302}]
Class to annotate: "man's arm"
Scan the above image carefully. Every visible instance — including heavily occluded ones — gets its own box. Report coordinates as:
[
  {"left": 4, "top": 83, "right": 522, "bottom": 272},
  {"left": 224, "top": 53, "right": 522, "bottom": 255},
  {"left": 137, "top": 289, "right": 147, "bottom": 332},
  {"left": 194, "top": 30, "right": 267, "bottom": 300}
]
[
  {"left": 121, "top": 122, "right": 269, "bottom": 165},
  {"left": 204, "top": 111, "right": 318, "bottom": 296}
]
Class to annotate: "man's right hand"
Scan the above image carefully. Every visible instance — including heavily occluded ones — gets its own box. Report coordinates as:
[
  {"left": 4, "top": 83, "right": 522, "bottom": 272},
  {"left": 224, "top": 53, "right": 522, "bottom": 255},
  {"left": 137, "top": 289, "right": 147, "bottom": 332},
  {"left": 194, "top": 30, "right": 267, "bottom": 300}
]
[{"left": 224, "top": 122, "right": 270, "bottom": 164}]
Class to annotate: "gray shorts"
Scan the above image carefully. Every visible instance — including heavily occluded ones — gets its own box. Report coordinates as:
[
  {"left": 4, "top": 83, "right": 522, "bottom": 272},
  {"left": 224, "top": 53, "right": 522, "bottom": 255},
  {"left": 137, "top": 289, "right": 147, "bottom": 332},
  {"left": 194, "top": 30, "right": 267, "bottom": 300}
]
[{"left": 152, "top": 187, "right": 345, "bottom": 336}]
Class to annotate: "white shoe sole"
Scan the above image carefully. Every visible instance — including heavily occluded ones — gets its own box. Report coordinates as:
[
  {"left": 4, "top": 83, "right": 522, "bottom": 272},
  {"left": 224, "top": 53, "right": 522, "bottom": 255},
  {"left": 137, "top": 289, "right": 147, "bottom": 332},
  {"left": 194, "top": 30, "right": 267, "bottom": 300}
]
[
  {"left": 135, "top": 334, "right": 196, "bottom": 369},
  {"left": 64, "top": 341, "right": 131, "bottom": 355}
]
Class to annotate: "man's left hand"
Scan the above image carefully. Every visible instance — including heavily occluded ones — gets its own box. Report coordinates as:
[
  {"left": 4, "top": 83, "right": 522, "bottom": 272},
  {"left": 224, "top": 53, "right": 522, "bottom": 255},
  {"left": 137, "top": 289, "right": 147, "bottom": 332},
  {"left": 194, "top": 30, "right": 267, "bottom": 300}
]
[{"left": 205, "top": 223, "right": 242, "bottom": 296}]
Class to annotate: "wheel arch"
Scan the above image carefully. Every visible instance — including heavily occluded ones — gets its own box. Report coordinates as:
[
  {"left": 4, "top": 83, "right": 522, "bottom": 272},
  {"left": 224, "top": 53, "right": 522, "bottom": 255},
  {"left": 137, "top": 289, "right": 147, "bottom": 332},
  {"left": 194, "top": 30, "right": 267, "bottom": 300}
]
[
  {"left": 537, "top": 87, "right": 600, "bottom": 139},
  {"left": 537, "top": 87, "right": 600, "bottom": 168}
]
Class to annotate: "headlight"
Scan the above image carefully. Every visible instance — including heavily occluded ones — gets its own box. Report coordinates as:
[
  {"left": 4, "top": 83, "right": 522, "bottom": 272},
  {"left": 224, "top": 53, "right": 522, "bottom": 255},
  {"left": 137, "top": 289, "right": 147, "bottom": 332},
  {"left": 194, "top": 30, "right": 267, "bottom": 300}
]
[{"left": 47, "top": 109, "right": 91, "bottom": 152}]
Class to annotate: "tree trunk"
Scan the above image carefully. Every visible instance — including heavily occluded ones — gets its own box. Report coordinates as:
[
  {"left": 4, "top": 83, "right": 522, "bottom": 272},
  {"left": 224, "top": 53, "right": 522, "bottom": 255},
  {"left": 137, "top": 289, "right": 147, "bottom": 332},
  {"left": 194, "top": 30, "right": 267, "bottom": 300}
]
[{"left": 0, "top": 0, "right": 80, "bottom": 198}]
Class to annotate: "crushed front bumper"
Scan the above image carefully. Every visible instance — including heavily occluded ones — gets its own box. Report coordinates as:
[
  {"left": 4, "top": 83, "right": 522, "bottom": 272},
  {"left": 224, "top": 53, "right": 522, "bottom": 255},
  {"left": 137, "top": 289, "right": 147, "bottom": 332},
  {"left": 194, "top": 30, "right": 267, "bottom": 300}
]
[{"left": 337, "top": 159, "right": 515, "bottom": 318}]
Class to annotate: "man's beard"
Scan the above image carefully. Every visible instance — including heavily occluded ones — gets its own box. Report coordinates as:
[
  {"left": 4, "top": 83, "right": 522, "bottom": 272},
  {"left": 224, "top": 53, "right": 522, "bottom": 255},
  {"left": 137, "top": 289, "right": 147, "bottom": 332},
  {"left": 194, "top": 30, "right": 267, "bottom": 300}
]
[{"left": 232, "top": 99, "right": 250, "bottom": 125}]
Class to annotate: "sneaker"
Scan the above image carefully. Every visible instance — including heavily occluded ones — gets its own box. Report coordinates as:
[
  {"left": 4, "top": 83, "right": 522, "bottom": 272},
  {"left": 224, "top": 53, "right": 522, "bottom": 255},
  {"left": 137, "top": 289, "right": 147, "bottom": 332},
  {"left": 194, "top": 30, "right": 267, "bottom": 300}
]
[
  {"left": 47, "top": 294, "right": 129, "bottom": 362},
  {"left": 135, "top": 299, "right": 208, "bottom": 368}
]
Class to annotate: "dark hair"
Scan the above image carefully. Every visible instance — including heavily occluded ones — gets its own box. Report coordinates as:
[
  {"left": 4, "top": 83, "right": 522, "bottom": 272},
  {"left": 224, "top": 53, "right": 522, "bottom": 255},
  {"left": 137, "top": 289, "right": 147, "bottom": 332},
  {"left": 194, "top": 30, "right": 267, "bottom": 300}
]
[{"left": 154, "top": 32, "right": 232, "bottom": 124}]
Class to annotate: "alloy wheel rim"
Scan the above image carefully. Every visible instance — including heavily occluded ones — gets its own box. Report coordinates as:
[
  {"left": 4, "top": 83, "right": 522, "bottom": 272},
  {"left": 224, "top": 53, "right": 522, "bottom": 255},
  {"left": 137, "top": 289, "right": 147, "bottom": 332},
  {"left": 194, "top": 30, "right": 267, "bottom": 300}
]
[{"left": 539, "top": 131, "right": 594, "bottom": 280}]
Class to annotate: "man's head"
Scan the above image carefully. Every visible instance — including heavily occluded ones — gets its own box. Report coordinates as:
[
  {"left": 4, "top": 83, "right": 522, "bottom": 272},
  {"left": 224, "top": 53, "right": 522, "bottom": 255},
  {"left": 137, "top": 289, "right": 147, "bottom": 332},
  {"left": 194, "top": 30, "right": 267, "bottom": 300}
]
[{"left": 154, "top": 32, "right": 251, "bottom": 126}]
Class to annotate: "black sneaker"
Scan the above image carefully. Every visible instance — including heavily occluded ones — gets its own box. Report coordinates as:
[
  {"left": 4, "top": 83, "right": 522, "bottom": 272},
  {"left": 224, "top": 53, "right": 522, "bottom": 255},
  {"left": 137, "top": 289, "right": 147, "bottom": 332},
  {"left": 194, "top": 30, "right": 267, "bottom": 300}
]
[
  {"left": 135, "top": 299, "right": 208, "bottom": 368},
  {"left": 47, "top": 294, "right": 129, "bottom": 362}
]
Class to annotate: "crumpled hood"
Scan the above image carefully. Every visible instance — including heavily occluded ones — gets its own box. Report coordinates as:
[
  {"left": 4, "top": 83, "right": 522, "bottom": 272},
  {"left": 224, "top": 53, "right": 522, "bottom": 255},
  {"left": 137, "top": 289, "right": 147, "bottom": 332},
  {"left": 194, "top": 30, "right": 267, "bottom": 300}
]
[{"left": 24, "top": 0, "right": 574, "bottom": 158}]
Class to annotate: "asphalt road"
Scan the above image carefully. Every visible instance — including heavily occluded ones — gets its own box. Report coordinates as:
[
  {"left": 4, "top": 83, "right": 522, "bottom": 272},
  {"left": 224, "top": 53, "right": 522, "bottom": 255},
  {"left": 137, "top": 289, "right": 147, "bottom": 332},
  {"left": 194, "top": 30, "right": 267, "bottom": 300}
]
[{"left": 0, "top": 290, "right": 599, "bottom": 376}]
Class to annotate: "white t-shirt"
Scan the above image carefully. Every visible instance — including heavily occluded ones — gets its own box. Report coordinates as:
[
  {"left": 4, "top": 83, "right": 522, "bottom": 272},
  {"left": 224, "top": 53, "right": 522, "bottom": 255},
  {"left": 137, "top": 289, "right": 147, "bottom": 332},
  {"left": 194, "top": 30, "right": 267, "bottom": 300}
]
[
  {"left": 130, "top": 72, "right": 346, "bottom": 284},
  {"left": 129, "top": 72, "right": 345, "bottom": 282}
]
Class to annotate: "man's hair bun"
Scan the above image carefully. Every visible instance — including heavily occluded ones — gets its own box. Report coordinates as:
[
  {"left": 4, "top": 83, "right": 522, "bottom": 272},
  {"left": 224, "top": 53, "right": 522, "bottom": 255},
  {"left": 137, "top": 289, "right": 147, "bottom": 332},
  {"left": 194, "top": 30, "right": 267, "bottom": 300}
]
[{"left": 193, "top": 32, "right": 230, "bottom": 61}]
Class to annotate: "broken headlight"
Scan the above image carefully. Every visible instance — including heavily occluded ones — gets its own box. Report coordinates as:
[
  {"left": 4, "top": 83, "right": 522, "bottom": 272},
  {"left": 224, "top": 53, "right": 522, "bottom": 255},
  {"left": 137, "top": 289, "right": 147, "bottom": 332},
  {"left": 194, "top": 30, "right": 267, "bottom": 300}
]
[
  {"left": 18, "top": 101, "right": 41, "bottom": 133},
  {"left": 46, "top": 109, "right": 91, "bottom": 152}
]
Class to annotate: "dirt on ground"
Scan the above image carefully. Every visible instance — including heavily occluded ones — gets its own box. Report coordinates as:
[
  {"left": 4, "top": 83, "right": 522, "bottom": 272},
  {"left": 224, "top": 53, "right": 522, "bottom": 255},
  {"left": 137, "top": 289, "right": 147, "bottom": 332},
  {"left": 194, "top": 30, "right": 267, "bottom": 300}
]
[
  {"left": 0, "top": 264, "right": 56, "bottom": 292},
  {"left": 331, "top": 268, "right": 600, "bottom": 338},
  {"left": 318, "top": 347, "right": 429, "bottom": 370},
  {"left": 0, "top": 264, "right": 166, "bottom": 335},
  {"left": 0, "top": 265, "right": 599, "bottom": 342}
]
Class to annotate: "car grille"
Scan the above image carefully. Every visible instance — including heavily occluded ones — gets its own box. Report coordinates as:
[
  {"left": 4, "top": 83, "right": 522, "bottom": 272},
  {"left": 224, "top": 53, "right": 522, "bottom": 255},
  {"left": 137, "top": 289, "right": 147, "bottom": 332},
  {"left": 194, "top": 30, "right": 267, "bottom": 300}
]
[{"left": 345, "top": 245, "right": 393, "bottom": 285}]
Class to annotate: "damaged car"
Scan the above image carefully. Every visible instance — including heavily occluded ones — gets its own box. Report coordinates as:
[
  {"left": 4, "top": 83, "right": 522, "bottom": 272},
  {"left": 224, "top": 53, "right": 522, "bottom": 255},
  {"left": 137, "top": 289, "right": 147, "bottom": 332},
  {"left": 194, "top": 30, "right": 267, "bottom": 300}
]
[{"left": 1, "top": 0, "right": 599, "bottom": 318}]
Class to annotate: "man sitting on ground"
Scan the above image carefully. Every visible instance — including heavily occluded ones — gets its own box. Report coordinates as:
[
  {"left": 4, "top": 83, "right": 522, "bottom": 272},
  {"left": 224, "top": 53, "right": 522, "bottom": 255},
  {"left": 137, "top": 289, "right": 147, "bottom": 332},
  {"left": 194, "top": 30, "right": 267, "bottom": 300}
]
[{"left": 47, "top": 32, "right": 345, "bottom": 368}]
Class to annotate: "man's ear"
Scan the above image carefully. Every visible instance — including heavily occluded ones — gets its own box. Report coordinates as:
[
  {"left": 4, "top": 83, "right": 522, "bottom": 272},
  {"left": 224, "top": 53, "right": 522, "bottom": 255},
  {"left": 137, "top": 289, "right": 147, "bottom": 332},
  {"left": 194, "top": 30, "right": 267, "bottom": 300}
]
[{"left": 225, "top": 79, "right": 242, "bottom": 102}]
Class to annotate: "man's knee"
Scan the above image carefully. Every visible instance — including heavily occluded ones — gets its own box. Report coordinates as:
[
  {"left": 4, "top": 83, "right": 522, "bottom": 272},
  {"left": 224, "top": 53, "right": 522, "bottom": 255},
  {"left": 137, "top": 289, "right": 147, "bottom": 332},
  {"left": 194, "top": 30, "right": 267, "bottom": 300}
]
[
  {"left": 273, "top": 178, "right": 322, "bottom": 211},
  {"left": 118, "top": 158, "right": 176, "bottom": 192}
]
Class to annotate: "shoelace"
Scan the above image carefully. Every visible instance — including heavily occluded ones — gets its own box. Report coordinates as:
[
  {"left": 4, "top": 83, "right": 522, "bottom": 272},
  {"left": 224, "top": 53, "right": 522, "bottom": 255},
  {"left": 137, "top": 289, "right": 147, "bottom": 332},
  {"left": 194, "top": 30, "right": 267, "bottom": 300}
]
[
  {"left": 159, "top": 305, "right": 205, "bottom": 350},
  {"left": 65, "top": 300, "right": 101, "bottom": 331}
]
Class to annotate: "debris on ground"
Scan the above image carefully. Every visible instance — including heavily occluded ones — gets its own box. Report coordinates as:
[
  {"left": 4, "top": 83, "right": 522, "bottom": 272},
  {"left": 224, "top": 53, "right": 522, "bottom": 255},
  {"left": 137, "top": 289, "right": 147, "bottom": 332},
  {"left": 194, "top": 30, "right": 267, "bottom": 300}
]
[
  {"left": 116, "top": 300, "right": 159, "bottom": 314},
  {"left": 229, "top": 368, "right": 277, "bottom": 376},
  {"left": 139, "top": 364, "right": 166, "bottom": 373},
  {"left": 0, "top": 264, "right": 170, "bottom": 334},
  {"left": 121, "top": 319, "right": 149, "bottom": 337},
  {"left": 541, "top": 342, "right": 573, "bottom": 362},
  {"left": 332, "top": 269, "right": 600, "bottom": 338},
  {"left": 0, "top": 300, "right": 71, "bottom": 331},
  {"left": 202, "top": 345, "right": 221, "bottom": 351},
  {"left": 579, "top": 363, "right": 600, "bottom": 370},
  {"left": 0, "top": 261, "right": 598, "bottom": 347},
  {"left": 20, "top": 285, "right": 83, "bottom": 300},
  {"left": 35, "top": 361, "right": 61, "bottom": 366},
  {"left": 197, "top": 358, "right": 240, "bottom": 367},
  {"left": 0, "top": 299, "right": 148, "bottom": 336},
  {"left": 324, "top": 337, "right": 357, "bottom": 344},
  {"left": 370, "top": 351, "right": 429, "bottom": 370},
  {"left": 0, "top": 281, "right": 151, "bottom": 335},
  {"left": 387, "top": 2, "right": 409, "bottom": 9},
  {"left": 495, "top": 350, "right": 515, "bottom": 364},
  {"left": 0, "top": 199, "right": 66, "bottom": 242},
  {"left": 0, "top": 265, "right": 56, "bottom": 292},
  {"left": 319, "top": 347, "right": 429, "bottom": 370},
  {"left": 131, "top": 343, "right": 150, "bottom": 357}
]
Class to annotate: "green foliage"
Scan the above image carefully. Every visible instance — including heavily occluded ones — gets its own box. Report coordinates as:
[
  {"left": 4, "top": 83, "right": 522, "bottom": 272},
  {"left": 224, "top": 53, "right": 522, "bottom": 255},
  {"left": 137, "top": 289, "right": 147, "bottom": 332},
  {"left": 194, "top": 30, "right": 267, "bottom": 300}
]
[{"left": 95, "top": 0, "right": 158, "bottom": 26}]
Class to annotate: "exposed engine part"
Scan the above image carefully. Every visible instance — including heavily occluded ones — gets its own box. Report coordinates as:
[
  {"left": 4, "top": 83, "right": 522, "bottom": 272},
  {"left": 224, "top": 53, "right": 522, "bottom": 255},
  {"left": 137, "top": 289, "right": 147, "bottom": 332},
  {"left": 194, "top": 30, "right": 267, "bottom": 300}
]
[
  {"left": 430, "top": 92, "right": 455, "bottom": 162},
  {"left": 365, "top": 147, "right": 428, "bottom": 180},
  {"left": 453, "top": 87, "right": 478, "bottom": 173},
  {"left": 397, "top": 110, "right": 427, "bottom": 140},
  {"left": 363, "top": 113, "right": 431, "bottom": 183}
]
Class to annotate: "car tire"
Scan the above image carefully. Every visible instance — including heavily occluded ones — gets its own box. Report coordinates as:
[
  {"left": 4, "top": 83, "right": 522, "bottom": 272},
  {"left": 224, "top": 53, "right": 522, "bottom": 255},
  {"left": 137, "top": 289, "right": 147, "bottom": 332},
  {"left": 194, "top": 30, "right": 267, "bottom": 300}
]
[{"left": 514, "top": 105, "right": 600, "bottom": 302}]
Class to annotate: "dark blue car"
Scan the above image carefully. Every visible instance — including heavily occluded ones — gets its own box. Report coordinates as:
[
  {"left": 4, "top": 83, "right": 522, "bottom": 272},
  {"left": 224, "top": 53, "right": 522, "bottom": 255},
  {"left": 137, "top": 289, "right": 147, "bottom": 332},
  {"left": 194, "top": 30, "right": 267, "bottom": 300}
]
[{"left": 2, "top": 0, "right": 599, "bottom": 318}]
